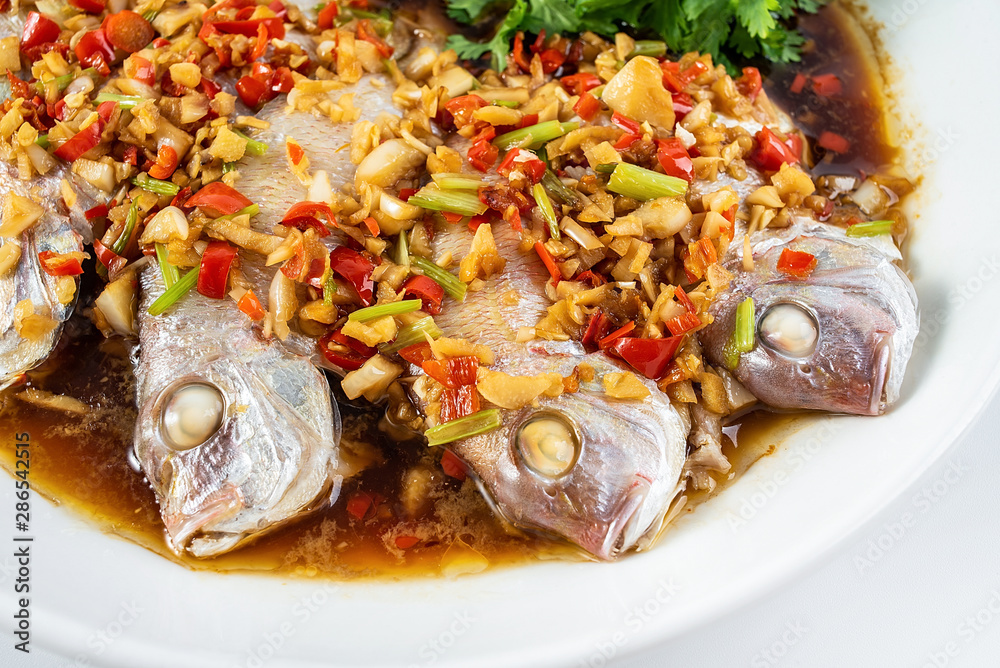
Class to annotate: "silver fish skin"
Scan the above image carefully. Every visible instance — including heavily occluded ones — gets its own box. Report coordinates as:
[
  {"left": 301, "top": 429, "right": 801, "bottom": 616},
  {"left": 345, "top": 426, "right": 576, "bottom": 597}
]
[
  {"left": 699, "top": 213, "right": 918, "bottom": 415},
  {"left": 133, "top": 267, "right": 341, "bottom": 558},
  {"left": 234, "top": 74, "right": 413, "bottom": 367},
  {"left": 418, "top": 216, "right": 690, "bottom": 561},
  {"left": 0, "top": 11, "right": 97, "bottom": 388}
]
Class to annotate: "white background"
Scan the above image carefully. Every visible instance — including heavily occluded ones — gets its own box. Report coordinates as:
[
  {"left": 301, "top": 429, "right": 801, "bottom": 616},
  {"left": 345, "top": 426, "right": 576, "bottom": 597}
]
[{"left": 4, "top": 390, "right": 998, "bottom": 668}]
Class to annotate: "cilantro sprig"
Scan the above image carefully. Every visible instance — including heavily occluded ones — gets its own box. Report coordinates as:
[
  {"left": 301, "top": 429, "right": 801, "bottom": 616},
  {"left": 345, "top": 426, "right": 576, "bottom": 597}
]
[{"left": 444, "top": 0, "right": 826, "bottom": 73}]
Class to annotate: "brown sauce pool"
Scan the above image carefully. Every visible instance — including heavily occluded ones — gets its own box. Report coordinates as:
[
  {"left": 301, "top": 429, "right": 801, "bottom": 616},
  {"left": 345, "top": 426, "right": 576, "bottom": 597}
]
[{"left": 0, "top": 1, "right": 899, "bottom": 579}]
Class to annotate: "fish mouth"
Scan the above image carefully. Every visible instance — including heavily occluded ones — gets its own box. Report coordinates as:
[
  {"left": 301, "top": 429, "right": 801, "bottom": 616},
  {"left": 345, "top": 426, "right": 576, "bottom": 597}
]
[
  {"left": 869, "top": 332, "right": 893, "bottom": 416},
  {"left": 163, "top": 483, "right": 244, "bottom": 553},
  {"left": 593, "top": 478, "right": 651, "bottom": 561}
]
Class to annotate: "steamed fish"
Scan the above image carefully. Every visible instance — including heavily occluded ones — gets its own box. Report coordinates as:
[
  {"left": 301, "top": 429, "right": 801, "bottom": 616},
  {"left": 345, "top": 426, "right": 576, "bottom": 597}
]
[
  {"left": 699, "top": 216, "right": 918, "bottom": 415},
  {"left": 0, "top": 11, "right": 95, "bottom": 389},
  {"left": 409, "top": 215, "right": 690, "bottom": 560},
  {"left": 133, "top": 267, "right": 342, "bottom": 558}
]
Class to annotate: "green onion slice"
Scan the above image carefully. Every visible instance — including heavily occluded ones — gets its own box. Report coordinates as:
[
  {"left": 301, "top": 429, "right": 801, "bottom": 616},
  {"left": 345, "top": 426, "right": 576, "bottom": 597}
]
[
  {"left": 431, "top": 173, "right": 483, "bottom": 191},
  {"left": 494, "top": 121, "right": 579, "bottom": 151},
  {"left": 148, "top": 266, "right": 200, "bottom": 316},
  {"left": 232, "top": 129, "right": 268, "bottom": 156},
  {"left": 348, "top": 299, "right": 422, "bottom": 322},
  {"left": 394, "top": 227, "right": 410, "bottom": 269},
  {"left": 155, "top": 243, "right": 180, "bottom": 289},
  {"left": 410, "top": 256, "right": 467, "bottom": 302},
  {"left": 132, "top": 173, "right": 180, "bottom": 196},
  {"left": 408, "top": 187, "right": 486, "bottom": 217},
  {"left": 542, "top": 170, "right": 580, "bottom": 206},
  {"left": 723, "top": 297, "right": 756, "bottom": 370},
  {"left": 381, "top": 316, "right": 444, "bottom": 354},
  {"left": 532, "top": 182, "right": 559, "bottom": 239},
  {"left": 425, "top": 409, "right": 502, "bottom": 447},
  {"left": 607, "top": 162, "right": 688, "bottom": 200},
  {"left": 215, "top": 203, "right": 260, "bottom": 221},
  {"left": 323, "top": 269, "right": 337, "bottom": 307},
  {"left": 845, "top": 219, "right": 894, "bottom": 237},
  {"left": 93, "top": 93, "right": 145, "bottom": 109},
  {"left": 628, "top": 41, "right": 667, "bottom": 58}
]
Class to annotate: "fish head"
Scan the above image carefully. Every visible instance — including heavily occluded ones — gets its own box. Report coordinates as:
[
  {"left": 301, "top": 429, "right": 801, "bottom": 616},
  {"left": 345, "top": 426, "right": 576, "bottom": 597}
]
[
  {"left": 702, "top": 233, "right": 919, "bottom": 415},
  {"left": 134, "top": 327, "right": 341, "bottom": 558},
  {"left": 446, "top": 351, "right": 689, "bottom": 560}
]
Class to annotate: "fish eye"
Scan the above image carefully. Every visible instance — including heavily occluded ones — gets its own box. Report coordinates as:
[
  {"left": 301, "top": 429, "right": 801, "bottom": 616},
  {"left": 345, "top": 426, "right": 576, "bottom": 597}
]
[
  {"left": 161, "top": 382, "right": 225, "bottom": 451},
  {"left": 515, "top": 413, "right": 580, "bottom": 479},
  {"left": 758, "top": 303, "right": 819, "bottom": 358}
]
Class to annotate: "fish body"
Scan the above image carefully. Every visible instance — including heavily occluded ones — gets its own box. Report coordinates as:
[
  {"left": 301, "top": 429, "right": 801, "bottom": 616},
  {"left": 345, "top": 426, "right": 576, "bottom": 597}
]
[
  {"left": 133, "top": 267, "right": 341, "bottom": 558},
  {"left": 234, "top": 74, "right": 419, "bottom": 367},
  {"left": 700, "top": 214, "right": 918, "bottom": 415},
  {"left": 416, "top": 214, "right": 690, "bottom": 560}
]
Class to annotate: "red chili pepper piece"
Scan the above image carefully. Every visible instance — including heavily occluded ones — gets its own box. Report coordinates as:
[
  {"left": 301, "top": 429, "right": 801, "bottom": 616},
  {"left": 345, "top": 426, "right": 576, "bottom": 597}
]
[
  {"left": 817, "top": 130, "right": 850, "bottom": 154},
  {"left": 185, "top": 182, "right": 253, "bottom": 217},
  {"left": 735, "top": 66, "right": 762, "bottom": 101},
  {"left": 395, "top": 535, "right": 420, "bottom": 549},
  {"left": 442, "top": 94, "right": 487, "bottom": 128},
  {"left": 665, "top": 311, "right": 701, "bottom": 337},
  {"left": 197, "top": 240, "right": 238, "bottom": 299},
  {"left": 398, "top": 341, "right": 433, "bottom": 366},
  {"left": 777, "top": 248, "right": 818, "bottom": 278},
  {"left": 329, "top": 246, "right": 375, "bottom": 306},
  {"left": 811, "top": 73, "right": 842, "bottom": 97},
  {"left": 38, "top": 251, "right": 84, "bottom": 276},
  {"left": 574, "top": 91, "right": 601, "bottom": 122},
  {"left": 613, "top": 133, "right": 640, "bottom": 150},
  {"left": 611, "top": 111, "right": 641, "bottom": 135},
  {"left": 534, "top": 241, "right": 561, "bottom": 283},
  {"left": 356, "top": 19, "right": 393, "bottom": 58},
  {"left": 93, "top": 238, "right": 127, "bottom": 276},
  {"left": 674, "top": 285, "right": 696, "bottom": 313},
  {"left": 512, "top": 32, "right": 530, "bottom": 72},
  {"left": 125, "top": 55, "right": 156, "bottom": 85},
  {"left": 147, "top": 144, "right": 179, "bottom": 180},
  {"left": 53, "top": 101, "right": 116, "bottom": 161},
  {"left": 238, "top": 290, "right": 266, "bottom": 321},
  {"left": 747, "top": 126, "right": 800, "bottom": 172},
  {"left": 440, "top": 384, "right": 480, "bottom": 423},
  {"left": 421, "top": 356, "right": 479, "bottom": 389},
  {"left": 598, "top": 321, "right": 635, "bottom": 350},
  {"left": 69, "top": 0, "right": 106, "bottom": 14},
  {"left": 671, "top": 92, "right": 694, "bottom": 120},
  {"left": 497, "top": 148, "right": 546, "bottom": 184},
  {"left": 319, "top": 328, "right": 376, "bottom": 371},
  {"left": 581, "top": 310, "right": 610, "bottom": 352},
  {"left": 346, "top": 492, "right": 372, "bottom": 520},
  {"left": 402, "top": 275, "right": 444, "bottom": 315},
  {"left": 440, "top": 450, "right": 467, "bottom": 480},
  {"left": 317, "top": 1, "right": 339, "bottom": 29},
  {"left": 281, "top": 201, "right": 335, "bottom": 237},
  {"left": 21, "top": 12, "right": 61, "bottom": 54},
  {"left": 607, "top": 336, "right": 684, "bottom": 380},
  {"left": 789, "top": 72, "right": 807, "bottom": 94},
  {"left": 103, "top": 10, "right": 155, "bottom": 53},
  {"left": 74, "top": 29, "right": 116, "bottom": 75},
  {"left": 560, "top": 72, "right": 601, "bottom": 96}
]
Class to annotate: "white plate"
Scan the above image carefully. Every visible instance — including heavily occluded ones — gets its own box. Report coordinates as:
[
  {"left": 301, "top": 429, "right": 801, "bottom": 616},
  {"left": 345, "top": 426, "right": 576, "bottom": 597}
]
[{"left": 5, "top": 1, "right": 1000, "bottom": 666}]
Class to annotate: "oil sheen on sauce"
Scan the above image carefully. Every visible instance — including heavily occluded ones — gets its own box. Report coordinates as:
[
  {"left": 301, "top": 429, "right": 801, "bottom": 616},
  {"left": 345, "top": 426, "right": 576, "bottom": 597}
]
[{"left": 0, "top": 2, "right": 899, "bottom": 580}]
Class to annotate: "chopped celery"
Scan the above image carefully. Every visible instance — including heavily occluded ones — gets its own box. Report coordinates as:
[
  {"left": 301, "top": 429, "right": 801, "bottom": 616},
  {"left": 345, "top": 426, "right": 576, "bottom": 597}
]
[
  {"left": 494, "top": 100, "right": 519, "bottom": 108},
  {"left": 607, "top": 162, "right": 687, "bottom": 200},
  {"left": 93, "top": 93, "right": 145, "bottom": 109},
  {"left": 348, "top": 299, "right": 422, "bottom": 322},
  {"left": 382, "top": 316, "right": 443, "bottom": 353},
  {"left": 431, "top": 173, "right": 483, "bottom": 191},
  {"left": 628, "top": 41, "right": 667, "bottom": 58},
  {"left": 232, "top": 129, "right": 268, "bottom": 156},
  {"left": 155, "top": 243, "right": 180, "bottom": 289},
  {"left": 723, "top": 297, "right": 756, "bottom": 370},
  {"left": 148, "top": 266, "right": 200, "bottom": 316},
  {"left": 222, "top": 162, "right": 236, "bottom": 174},
  {"left": 410, "top": 256, "right": 467, "bottom": 302},
  {"left": 425, "top": 409, "right": 502, "bottom": 446},
  {"left": 845, "top": 220, "right": 894, "bottom": 237},
  {"left": 132, "top": 173, "right": 180, "bottom": 197},
  {"left": 532, "top": 183, "right": 559, "bottom": 239},
  {"left": 542, "top": 169, "right": 580, "bottom": 206},
  {"left": 323, "top": 269, "right": 337, "bottom": 307},
  {"left": 494, "top": 121, "right": 579, "bottom": 151},
  {"left": 35, "top": 134, "right": 49, "bottom": 149},
  {"left": 408, "top": 187, "right": 486, "bottom": 217}
]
